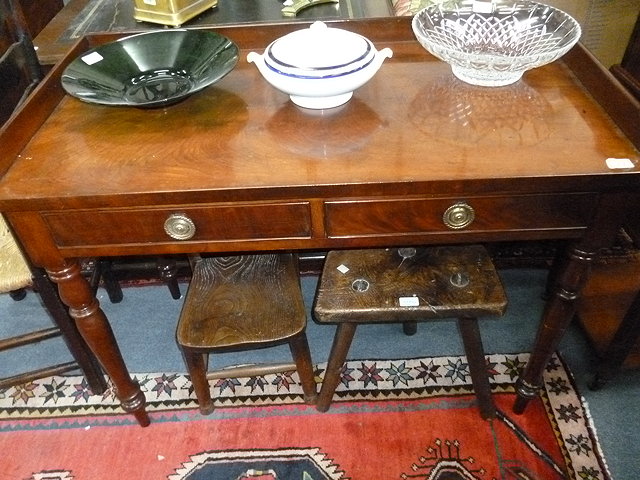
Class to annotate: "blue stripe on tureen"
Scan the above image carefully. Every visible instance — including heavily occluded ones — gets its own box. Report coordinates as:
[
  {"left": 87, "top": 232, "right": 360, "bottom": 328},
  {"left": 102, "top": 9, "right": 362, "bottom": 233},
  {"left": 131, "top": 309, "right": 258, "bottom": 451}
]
[
  {"left": 264, "top": 54, "right": 376, "bottom": 79},
  {"left": 266, "top": 40, "right": 373, "bottom": 73}
]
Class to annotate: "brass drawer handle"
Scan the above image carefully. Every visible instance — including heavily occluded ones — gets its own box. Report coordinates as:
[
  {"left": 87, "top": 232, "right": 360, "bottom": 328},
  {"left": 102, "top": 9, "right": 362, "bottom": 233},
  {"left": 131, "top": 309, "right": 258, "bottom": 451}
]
[
  {"left": 443, "top": 202, "right": 475, "bottom": 230},
  {"left": 164, "top": 213, "right": 196, "bottom": 240}
]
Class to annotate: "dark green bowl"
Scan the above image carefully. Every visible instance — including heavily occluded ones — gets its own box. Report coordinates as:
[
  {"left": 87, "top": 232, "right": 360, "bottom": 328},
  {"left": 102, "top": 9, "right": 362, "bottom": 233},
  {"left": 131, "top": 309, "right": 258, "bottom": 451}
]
[{"left": 61, "top": 30, "right": 239, "bottom": 107}]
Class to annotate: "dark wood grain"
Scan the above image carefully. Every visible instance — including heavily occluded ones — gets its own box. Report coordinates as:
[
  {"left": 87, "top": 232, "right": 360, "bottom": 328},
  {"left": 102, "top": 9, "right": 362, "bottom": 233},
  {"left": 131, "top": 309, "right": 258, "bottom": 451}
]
[
  {"left": 178, "top": 255, "right": 307, "bottom": 348},
  {"left": 314, "top": 245, "right": 507, "bottom": 323},
  {"left": 177, "top": 254, "right": 317, "bottom": 414},
  {"left": 313, "top": 245, "right": 505, "bottom": 417}
]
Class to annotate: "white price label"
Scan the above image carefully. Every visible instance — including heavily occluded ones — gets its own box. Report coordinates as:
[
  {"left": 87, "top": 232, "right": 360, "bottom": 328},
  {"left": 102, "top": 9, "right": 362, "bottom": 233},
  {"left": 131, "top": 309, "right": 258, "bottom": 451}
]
[
  {"left": 472, "top": 0, "right": 494, "bottom": 13},
  {"left": 605, "top": 158, "right": 635, "bottom": 169},
  {"left": 81, "top": 52, "right": 103, "bottom": 65},
  {"left": 399, "top": 296, "right": 420, "bottom": 307}
]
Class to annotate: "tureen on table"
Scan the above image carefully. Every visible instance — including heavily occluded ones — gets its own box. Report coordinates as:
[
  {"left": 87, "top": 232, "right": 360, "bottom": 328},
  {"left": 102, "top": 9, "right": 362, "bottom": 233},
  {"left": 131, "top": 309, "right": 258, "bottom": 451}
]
[{"left": 247, "top": 21, "right": 393, "bottom": 109}]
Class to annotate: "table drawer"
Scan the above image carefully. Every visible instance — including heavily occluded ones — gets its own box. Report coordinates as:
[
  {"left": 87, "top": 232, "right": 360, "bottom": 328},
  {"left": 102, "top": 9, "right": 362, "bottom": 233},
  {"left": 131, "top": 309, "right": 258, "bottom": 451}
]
[
  {"left": 324, "top": 194, "right": 598, "bottom": 237},
  {"left": 43, "top": 202, "right": 312, "bottom": 247}
]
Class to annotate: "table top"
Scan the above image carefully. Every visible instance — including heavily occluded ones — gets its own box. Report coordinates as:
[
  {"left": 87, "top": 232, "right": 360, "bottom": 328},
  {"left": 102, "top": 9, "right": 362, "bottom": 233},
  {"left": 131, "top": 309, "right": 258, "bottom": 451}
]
[
  {"left": 1, "top": 16, "right": 639, "bottom": 262},
  {"left": 34, "top": 0, "right": 394, "bottom": 64},
  {"left": 5, "top": 18, "right": 640, "bottom": 208}
]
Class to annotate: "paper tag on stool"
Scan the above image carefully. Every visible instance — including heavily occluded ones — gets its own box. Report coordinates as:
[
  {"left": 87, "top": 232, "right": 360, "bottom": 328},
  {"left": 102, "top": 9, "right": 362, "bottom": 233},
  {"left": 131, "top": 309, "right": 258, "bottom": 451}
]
[
  {"left": 399, "top": 296, "right": 420, "bottom": 307},
  {"left": 337, "top": 264, "right": 350, "bottom": 274}
]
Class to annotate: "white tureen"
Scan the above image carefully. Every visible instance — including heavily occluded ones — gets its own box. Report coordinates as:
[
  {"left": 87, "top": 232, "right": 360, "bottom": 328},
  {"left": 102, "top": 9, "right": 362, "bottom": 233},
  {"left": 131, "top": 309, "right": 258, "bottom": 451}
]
[{"left": 247, "top": 21, "right": 393, "bottom": 109}]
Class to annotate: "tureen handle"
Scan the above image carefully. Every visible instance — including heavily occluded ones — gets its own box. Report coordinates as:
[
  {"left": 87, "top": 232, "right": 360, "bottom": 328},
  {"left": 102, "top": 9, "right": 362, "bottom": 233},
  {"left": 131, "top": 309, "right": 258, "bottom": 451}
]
[
  {"left": 375, "top": 47, "right": 394, "bottom": 67},
  {"left": 246, "top": 51, "right": 266, "bottom": 73}
]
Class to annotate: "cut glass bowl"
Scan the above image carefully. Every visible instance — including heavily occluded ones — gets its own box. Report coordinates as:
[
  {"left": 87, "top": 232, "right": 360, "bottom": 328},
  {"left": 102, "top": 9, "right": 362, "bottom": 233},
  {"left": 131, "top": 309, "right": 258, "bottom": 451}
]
[{"left": 412, "top": 0, "right": 581, "bottom": 86}]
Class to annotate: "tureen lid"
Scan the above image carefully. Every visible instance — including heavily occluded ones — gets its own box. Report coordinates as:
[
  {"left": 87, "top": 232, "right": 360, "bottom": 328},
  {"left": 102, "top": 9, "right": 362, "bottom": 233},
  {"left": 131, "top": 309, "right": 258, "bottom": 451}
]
[{"left": 268, "top": 21, "right": 371, "bottom": 70}]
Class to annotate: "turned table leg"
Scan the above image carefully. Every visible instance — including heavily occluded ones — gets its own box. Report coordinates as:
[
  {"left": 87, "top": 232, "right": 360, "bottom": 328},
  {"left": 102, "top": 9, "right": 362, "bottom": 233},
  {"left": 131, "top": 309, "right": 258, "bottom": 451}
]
[
  {"left": 47, "top": 260, "right": 150, "bottom": 427},
  {"left": 513, "top": 193, "right": 631, "bottom": 414},
  {"left": 513, "top": 245, "right": 595, "bottom": 413}
]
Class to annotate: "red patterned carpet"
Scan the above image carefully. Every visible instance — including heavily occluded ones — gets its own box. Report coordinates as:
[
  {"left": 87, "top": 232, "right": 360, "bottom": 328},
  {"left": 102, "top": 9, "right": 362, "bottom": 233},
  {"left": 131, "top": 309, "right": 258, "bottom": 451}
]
[{"left": 0, "top": 354, "right": 610, "bottom": 479}]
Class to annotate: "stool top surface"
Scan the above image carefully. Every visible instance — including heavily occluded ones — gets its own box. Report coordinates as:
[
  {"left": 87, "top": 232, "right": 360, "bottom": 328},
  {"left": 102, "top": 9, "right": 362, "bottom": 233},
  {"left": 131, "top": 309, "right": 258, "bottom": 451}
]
[
  {"left": 313, "top": 245, "right": 507, "bottom": 323},
  {"left": 177, "top": 254, "right": 306, "bottom": 349}
]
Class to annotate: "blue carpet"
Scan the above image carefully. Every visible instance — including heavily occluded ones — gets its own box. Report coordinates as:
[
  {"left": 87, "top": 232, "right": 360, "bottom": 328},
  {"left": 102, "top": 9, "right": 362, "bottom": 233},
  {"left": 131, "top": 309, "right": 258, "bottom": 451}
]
[{"left": 1, "top": 268, "right": 638, "bottom": 479}]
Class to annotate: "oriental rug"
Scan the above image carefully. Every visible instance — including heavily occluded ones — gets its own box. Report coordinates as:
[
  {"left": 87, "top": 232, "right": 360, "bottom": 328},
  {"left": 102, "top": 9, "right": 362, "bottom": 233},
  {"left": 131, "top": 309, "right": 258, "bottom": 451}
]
[{"left": 0, "top": 353, "right": 610, "bottom": 480}]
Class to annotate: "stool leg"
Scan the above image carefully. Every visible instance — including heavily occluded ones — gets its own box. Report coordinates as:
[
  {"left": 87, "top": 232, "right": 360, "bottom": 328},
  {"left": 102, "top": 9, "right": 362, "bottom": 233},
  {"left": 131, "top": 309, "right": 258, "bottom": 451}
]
[
  {"left": 402, "top": 321, "right": 418, "bottom": 336},
  {"left": 157, "top": 257, "right": 181, "bottom": 300},
  {"left": 288, "top": 333, "right": 318, "bottom": 404},
  {"left": 317, "top": 323, "right": 357, "bottom": 412},
  {"left": 99, "top": 260, "right": 124, "bottom": 304},
  {"left": 457, "top": 316, "right": 495, "bottom": 420},
  {"left": 184, "top": 348, "right": 215, "bottom": 415}
]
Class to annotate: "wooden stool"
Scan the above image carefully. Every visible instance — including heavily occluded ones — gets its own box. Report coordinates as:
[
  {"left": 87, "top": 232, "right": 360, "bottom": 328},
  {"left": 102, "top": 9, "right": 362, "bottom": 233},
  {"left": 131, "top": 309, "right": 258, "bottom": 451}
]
[
  {"left": 176, "top": 254, "right": 318, "bottom": 415},
  {"left": 313, "top": 245, "right": 507, "bottom": 419}
]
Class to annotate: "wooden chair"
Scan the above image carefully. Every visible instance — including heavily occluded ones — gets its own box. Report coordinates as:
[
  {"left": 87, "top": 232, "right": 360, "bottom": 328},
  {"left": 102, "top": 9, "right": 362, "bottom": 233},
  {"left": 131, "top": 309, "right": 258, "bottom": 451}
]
[
  {"left": 313, "top": 245, "right": 507, "bottom": 419},
  {"left": 176, "top": 254, "right": 317, "bottom": 414}
]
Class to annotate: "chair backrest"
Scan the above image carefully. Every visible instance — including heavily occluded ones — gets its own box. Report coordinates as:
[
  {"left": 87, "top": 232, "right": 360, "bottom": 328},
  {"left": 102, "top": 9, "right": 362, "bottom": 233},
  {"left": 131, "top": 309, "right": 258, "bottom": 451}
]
[{"left": 0, "top": 0, "right": 43, "bottom": 126}]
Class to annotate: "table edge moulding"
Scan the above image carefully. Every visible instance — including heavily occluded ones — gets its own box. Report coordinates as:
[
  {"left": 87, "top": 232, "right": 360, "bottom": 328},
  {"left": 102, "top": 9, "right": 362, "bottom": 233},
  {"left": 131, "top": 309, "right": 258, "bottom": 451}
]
[{"left": 0, "top": 17, "right": 639, "bottom": 426}]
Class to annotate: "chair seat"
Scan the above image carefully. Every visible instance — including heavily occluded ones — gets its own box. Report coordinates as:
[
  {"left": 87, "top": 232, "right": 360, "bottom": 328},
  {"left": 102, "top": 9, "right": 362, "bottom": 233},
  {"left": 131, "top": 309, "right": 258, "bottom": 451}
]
[
  {"left": 314, "top": 245, "right": 507, "bottom": 324},
  {"left": 176, "top": 253, "right": 317, "bottom": 414},
  {"left": 177, "top": 254, "right": 307, "bottom": 350},
  {"left": 0, "top": 215, "right": 32, "bottom": 291}
]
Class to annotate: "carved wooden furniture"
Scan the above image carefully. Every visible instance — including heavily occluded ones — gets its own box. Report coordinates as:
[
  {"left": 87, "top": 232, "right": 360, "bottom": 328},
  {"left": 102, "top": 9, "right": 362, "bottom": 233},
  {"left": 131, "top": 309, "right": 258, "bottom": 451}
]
[
  {"left": 313, "top": 245, "right": 507, "bottom": 419},
  {"left": 0, "top": 18, "right": 638, "bottom": 426},
  {"left": 176, "top": 254, "right": 317, "bottom": 414}
]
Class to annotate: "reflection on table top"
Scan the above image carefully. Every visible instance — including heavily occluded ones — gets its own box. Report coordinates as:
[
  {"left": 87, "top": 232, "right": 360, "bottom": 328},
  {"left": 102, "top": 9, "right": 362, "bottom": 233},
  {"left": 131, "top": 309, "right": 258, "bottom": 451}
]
[
  {"left": 34, "top": 0, "right": 394, "bottom": 64},
  {"left": 6, "top": 24, "right": 639, "bottom": 208}
]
